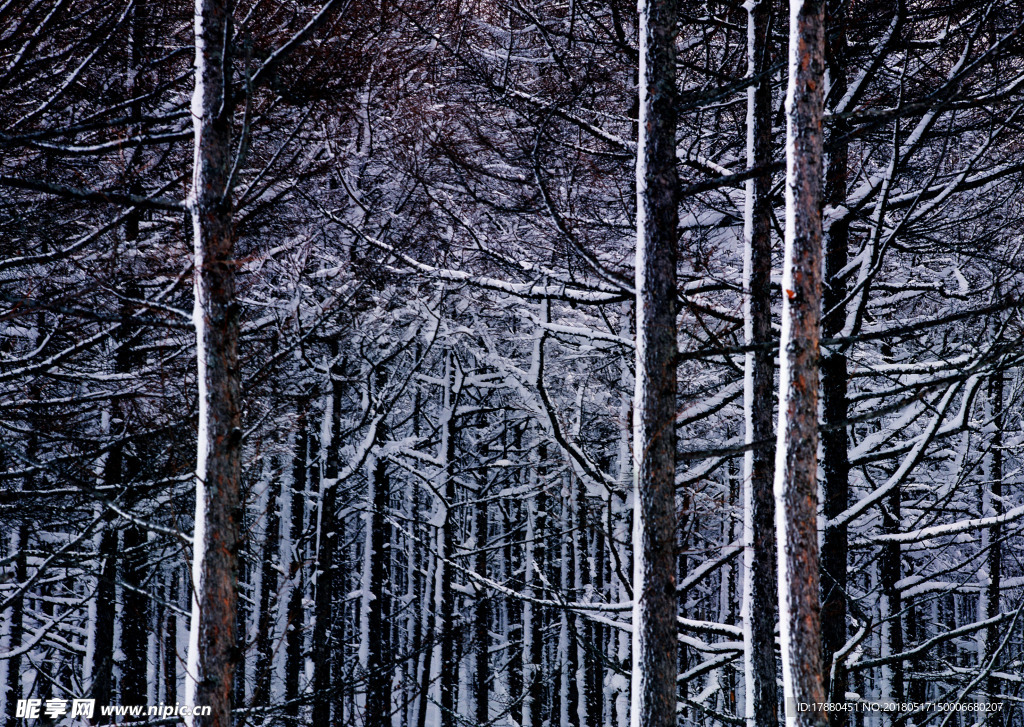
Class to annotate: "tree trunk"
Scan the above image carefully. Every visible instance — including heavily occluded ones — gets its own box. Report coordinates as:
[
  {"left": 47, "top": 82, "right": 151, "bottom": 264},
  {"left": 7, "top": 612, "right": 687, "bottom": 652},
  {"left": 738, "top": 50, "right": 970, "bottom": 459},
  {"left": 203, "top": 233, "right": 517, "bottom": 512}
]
[
  {"left": 5, "top": 524, "right": 27, "bottom": 727},
  {"left": 505, "top": 491, "right": 523, "bottom": 727},
  {"left": 474, "top": 475, "right": 490, "bottom": 727},
  {"left": 529, "top": 473, "right": 547, "bottom": 727},
  {"left": 985, "top": 369, "right": 1003, "bottom": 725},
  {"left": 92, "top": 521, "right": 118, "bottom": 709},
  {"left": 121, "top": 524, "right": 149, "bottom": 704},
  {"left": 165, "top": 572, "right": 179, "bottom": 707},
  {"left": 184, "top": 0, "right": 241, "bottom": 724},
  {"left": 632, "top": 0, "right": 679, "bottom": 722},
  {"left": 254, "top": 457, "right": 282, "bottom": 710},
  {"left": 775, "top": 0, "right": 827, "bottom": 725},
  {"left": 438, "top": 357, "right": 459, "bottom": 727},
  {"left": 285, "top": 403, "right": 309, "bottom": 725},
  {"left": 588, "top": 495, "right": 606, "bottom": 727},
  {"left": 820, "top": 0, "right": 851, "bottom": 717},
  {"left": 313, "top": 357, "right": 344, "bottom": 726},
  {"left": 365, "top": 454, "right": 393, "bottom": 727},
  {"left": 880, "top": 488, "right": 903, "bottom": 708},
  {"left": 742, "top": 1, "right": 780, "bottom": 726}
]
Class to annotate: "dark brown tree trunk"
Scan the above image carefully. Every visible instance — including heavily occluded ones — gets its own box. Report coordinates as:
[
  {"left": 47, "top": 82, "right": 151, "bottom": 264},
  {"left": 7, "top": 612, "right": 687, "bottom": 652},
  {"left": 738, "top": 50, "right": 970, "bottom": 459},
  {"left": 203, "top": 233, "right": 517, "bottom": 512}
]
[
  {"left": 880, "top": 488, "right": 903, "bottom": 707},
  {"left": 820, "top": 0, "right": 851, "bottom": 718},
  {"left": 285, "top": 403, "right": 309, "bottom": 725},
  {"left": 905, "top": 601, "right": 924, "bottom": 708},
  {"left": 121, "top": 524, "right": 149, "bottom": 704},
  {"left": 474, "top": 479, "right": 490, "bottom": 727},
  {"left": 776, "top": 0, "right": 827, "bottom": 725},
  {"left": 92, "top": 520, "right": 118, "bottom": 710},
  {"left": 743, "top": 1, "right": 779, "bottom": 725},
  {"left": 439, "top": 417, "right": 458, "bottom": 727},
  {"left": 505, "top": 500, "right": 523, "bottom": 727},
  {"left": 414, "top": 559, "right": 436, "bottom": 727},
  {"left": 632, "top": 0, "right": 679, "bottom": 722},
  {"left": 165, "top": 572, "right": 179, "bottom": 706},
  {"left": 184, "top": 0, "right": 240, "bottom": 724},
  {"left": 365, "top": 455, "right": 393, "bottom": 727}
]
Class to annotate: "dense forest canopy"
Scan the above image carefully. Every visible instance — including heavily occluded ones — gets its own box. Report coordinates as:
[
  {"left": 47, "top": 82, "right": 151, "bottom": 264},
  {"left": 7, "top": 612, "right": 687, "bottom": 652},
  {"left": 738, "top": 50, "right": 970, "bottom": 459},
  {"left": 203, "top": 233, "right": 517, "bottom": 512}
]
[{"left": 2, "top": 1, "right": 1024, "bottom": 727}]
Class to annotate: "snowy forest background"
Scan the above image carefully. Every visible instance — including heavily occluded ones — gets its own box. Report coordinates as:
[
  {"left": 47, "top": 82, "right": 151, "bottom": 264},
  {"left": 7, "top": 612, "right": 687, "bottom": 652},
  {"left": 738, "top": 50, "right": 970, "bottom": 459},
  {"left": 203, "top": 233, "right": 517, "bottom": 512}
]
[{"left": 3, "top": 0, "right": 1024, "bottom": 726}]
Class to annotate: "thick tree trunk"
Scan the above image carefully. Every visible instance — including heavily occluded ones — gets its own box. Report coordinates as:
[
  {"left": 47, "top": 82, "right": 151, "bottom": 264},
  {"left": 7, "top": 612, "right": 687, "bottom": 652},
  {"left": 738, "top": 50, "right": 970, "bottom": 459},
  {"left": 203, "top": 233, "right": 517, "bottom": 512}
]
[
  {"left": 742, "top": 2, "right": 779, "bottom": 726},
  {"left": 121, "top": 524, "right": 149, "bottom": 704},
  {"left": 820, "top": 0, "right": 851, "bottom": 717},
  {"left": 184, "top": 0, "right": 240, "bottom": 725},
  {"left": 632, "top": 0, "right": 679, "bottom": 722},
  {"left": 775, "top": 0, "right": 827, "bottom": 725},
  {"left": 414, "top": 553, "right": 436, "bottom": 727},
  {"left": 630, "top": 0, "right": 679, "bottom": 724}
]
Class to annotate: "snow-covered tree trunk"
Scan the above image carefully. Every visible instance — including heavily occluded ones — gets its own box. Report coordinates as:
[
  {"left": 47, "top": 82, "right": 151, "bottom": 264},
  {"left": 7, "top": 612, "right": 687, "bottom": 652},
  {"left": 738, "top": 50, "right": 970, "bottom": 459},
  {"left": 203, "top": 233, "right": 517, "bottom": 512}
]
[
  {"left": 984, "top": 369, "right": 1004, "bottom": 725},
  {"left": 741, "top": 1, "right": 779, "bottom": 725},
  {"left": 775, "top": 0, "right": 827, "bottom": 725},
  {"left": 184, "top": 0, "right": 241, "bottom": 723},
  {"left": 165, "top": 571, "right": 180, "bottom": 706},
  {"left": 631, "top": 0, "right": 679, "bottom": 723},
  {"left": 312, "top": 357, "right": 344, "bottom": 726},
  {"left": 437, "top": 352, "right": 460, "bottom": 727},
  {"left": 285, "top": 403, "right": 309, "bottom": 724},
  {"left": 528, "top": 469, "right": 547, "bottom": 727},
  {"left": 4, "top": 524, "right": 27, "bottom": 727},
  {"left": 254, "top": 455, "right": 282, "bottom": 710},
  {"left": 879, "top": 489, "right": 903, "bottom": 703}
]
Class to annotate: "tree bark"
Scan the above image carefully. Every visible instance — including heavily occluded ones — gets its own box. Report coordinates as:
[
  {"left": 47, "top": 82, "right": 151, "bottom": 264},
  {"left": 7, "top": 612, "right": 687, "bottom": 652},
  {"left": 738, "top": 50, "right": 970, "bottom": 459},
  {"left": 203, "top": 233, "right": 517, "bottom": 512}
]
[
  {"left": 365, "top": 454, "right": 393, "bottom": 727},
  {"left": 253, "top": 457, "right": 282, "bottom": 710},
  {"left": 820, "top": 0, "right": 851, "bottom": 717},
  {"left": 742, "top": 2, "right": 779, "bottom": 726},
  {"left": 632, "top": 0, "right": 679, "bottom": 722},
  {"left": 474, "top": 473, "right": 491, "bottom": 727},
  {"left": 313, "top": 357, "right": 344, "bottom": 726},
  {"left": 776, "top": 0, "right": 827, "bottom": 725},
  {"left": 880, "top": 488, "right": 903, "bottom": 708},
  {"left": 285, "top": 403, "right": 309, "bottom": 725},
  {"left": 438, "top": 364, "right": 458, "bottom": 727},
  {"left": 165, "top": 572, "right": 179, "bottom": 707},
  {"left": 121, "top": 524, "right": 149, "bottom": 704},
  {"left": 985, "top": 369, "right": 1003, "bottom": 725},
  {"left": 5, "top": 523, "right": 27, "bottom": 727},
  {"left": 184, "top": 0, "right": 241, "bottom": 724}
]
